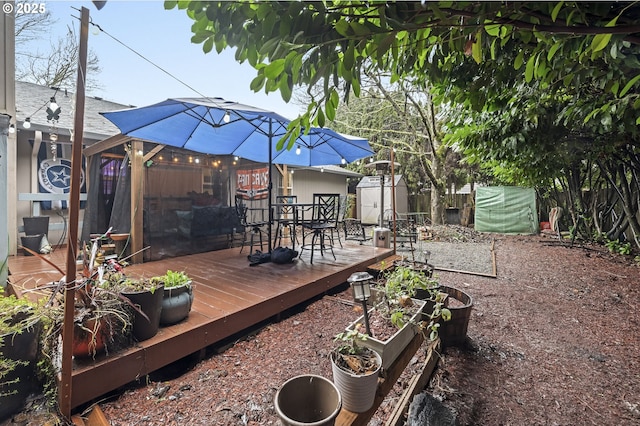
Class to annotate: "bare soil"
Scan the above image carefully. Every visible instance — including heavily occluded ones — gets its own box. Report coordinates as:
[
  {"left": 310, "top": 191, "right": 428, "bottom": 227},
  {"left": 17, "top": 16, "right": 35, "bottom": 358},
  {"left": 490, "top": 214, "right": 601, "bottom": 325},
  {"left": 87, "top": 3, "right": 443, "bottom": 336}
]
[{"left": 5, "top": 228, "right": 640, "bottom": 425}]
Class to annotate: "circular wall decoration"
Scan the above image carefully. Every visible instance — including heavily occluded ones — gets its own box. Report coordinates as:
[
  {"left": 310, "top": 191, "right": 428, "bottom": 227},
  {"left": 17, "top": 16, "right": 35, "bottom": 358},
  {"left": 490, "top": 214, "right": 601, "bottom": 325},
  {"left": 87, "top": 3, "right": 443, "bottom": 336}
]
[{"left": 38, "top": 158, "right": 85, "bottom": 194}]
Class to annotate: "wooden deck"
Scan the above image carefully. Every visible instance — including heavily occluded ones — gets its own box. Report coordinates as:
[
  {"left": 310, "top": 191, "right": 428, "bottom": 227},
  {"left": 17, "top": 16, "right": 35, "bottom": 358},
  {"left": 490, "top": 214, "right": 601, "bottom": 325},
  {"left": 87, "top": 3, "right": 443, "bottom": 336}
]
[{"left": 7, "top": 242, "right": 393, "bottom": 409}]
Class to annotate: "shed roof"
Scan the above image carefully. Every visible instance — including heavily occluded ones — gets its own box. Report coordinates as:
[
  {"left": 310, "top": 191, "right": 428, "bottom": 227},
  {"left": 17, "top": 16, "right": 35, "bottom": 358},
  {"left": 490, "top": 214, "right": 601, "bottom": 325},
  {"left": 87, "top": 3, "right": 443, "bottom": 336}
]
[{"left": 356, "top": 174, "right": 405, "bottom": 188}]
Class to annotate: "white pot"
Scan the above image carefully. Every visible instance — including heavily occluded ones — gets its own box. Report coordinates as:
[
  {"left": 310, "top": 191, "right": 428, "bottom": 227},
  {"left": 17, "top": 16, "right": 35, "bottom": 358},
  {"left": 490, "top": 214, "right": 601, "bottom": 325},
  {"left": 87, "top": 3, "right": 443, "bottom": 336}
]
[{"left": 330, "top": 350, "right": 382, "bottom": 413}]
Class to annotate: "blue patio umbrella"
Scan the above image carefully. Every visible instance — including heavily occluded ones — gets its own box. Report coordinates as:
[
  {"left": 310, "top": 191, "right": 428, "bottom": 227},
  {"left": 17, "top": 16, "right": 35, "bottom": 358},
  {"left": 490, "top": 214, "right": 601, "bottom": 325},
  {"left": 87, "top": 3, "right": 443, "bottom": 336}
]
[{"left": 100, "top": 97, "right": 374, "bottom": 252}]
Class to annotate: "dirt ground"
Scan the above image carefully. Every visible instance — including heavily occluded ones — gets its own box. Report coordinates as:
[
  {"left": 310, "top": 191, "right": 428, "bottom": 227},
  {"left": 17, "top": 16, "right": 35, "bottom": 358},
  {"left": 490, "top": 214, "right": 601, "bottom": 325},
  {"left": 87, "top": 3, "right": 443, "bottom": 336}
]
[{"left": 5, "top": 228, "right": 640, "bottom": 425}]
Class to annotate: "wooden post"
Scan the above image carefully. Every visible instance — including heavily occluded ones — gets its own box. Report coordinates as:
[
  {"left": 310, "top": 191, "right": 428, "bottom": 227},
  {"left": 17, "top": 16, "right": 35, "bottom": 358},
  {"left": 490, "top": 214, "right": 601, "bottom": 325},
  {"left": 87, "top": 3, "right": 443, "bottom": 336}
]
[
  {"left": 59, "top": 6, "right": 89, "bottom": 420},
  {"left": 390, "top": 149, "right": 397, "bottom": 253}
]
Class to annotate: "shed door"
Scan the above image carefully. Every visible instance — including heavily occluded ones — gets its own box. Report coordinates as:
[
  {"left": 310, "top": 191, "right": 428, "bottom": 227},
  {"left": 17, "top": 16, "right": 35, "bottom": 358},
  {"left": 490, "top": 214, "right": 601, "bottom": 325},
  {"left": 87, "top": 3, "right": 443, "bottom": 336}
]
[{"left": 360, "top": 186, "right": 380, "bottom": 225}]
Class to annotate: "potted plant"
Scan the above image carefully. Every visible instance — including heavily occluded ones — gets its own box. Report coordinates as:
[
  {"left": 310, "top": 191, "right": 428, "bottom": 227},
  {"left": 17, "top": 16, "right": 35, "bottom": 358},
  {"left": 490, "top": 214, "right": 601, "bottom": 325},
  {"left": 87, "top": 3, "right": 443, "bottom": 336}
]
[
  {"left": 0, "top": 288, "right": 46, "bottom": 421},
  {"left": 118, "top": 275, "right": 164, "bottom": 342},
  {"left": 151, "top": 270, "right": 194, "bottom": 326},
  {"left": 330, "top": 330, "right": 382, "bottom": 413},
  {"left": 437, "top": 285, "right": 473, "bottom": 348},
  {"left": 346, "top": 265, "right": 450, "bottom": 369}
]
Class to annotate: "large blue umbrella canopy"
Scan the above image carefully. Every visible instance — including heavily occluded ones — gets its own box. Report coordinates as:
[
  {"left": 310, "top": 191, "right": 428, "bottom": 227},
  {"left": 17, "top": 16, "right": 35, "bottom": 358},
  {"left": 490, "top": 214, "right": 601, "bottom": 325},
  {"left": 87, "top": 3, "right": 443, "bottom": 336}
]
[
  {"left": 100, "top": 97, "right": 373, "bottom": 166},
  {"left": 100, "top": 97, "right": 373, "bottom": 252}
]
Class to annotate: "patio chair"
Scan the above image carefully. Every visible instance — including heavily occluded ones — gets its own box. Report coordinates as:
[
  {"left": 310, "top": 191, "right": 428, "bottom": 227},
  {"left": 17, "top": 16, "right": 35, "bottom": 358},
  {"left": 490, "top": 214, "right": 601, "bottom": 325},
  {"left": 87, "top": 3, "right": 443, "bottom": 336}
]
[
  {"left": 343, "top": 218, "right": 372, "bottom": 245},
  {"left": 273, "top": 195, "right": 298, "bottom": 250},
  {"left": 235, "top": 194, "right": 269, "bottom": 255},
  {"left": 299, "top": 193, "right": 340, "bottom": 264}
]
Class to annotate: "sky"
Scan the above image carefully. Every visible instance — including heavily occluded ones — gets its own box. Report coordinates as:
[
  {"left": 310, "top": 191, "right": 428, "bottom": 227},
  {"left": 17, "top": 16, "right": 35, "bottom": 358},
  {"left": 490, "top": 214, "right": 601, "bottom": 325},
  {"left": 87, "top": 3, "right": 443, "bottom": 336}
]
[{"left": 21, "top": 0, "right": 304, "bottom": 119}]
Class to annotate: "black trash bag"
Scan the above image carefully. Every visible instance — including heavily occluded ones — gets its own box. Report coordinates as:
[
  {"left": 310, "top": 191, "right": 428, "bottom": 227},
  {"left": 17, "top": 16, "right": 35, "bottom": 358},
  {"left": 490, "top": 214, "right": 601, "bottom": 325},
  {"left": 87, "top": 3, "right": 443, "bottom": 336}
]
[
  {"left": 248, "top": 250, "right": 271, "bottom": 266},
  {"left": 270, "top": 246, "right": 298, "bottom": 264}
]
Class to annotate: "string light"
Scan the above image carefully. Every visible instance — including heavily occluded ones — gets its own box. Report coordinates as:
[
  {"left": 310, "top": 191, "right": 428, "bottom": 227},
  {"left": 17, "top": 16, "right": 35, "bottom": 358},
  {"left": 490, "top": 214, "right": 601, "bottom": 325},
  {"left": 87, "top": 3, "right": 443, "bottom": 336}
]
[
  {"left": 295, "top": 145, "right": 301, "bottom": 155},
  {"left": 8, "top": 124, "right": 15, "bottom": 133},
  {"left": 341, "top": 157, "right": 346, "bottom": 165},
  {"left": 223, "top": 111, "right": 231, "bottom": 123},
  {"left": 23, "top": 118, "right": 31, "bottom": 129}
]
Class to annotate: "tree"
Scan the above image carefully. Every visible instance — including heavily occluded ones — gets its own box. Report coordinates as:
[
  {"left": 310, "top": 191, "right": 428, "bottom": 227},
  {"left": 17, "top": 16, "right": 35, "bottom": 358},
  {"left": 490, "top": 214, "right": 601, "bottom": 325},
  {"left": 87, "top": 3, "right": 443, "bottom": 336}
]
[
  {"left": 167, "top": 1, "right": 640, "bottom": 247},
  {"left": 329, "top": 75, "right": 466, "bottom": 224},
  {"left": 166, "top": 1, "right": 640, "bottom": 136},
  {"left": 15, "top": 14, "right": 101, "bottom": 90}
]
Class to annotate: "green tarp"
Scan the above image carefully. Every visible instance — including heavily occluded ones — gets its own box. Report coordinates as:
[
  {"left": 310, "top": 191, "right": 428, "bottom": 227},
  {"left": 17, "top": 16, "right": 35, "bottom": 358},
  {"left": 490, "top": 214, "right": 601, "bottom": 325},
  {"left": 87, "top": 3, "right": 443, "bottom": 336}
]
[{"left": 475, "top": 186, "right": 538, "bottom": 234}]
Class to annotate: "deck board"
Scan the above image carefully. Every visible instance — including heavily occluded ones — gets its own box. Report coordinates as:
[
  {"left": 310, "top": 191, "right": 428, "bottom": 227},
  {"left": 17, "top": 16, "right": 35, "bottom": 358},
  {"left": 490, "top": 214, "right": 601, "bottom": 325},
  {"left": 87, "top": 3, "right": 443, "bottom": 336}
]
[{"left": 8, "top": 241, "right": 393, "bottom": 409}]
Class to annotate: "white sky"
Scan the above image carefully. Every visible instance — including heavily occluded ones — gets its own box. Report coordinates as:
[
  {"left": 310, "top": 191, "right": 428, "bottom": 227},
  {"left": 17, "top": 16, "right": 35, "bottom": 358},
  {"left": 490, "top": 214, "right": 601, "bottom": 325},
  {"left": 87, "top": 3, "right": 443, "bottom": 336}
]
[{"left": 25, "top": 0, "right": 304, "bottom": 119}]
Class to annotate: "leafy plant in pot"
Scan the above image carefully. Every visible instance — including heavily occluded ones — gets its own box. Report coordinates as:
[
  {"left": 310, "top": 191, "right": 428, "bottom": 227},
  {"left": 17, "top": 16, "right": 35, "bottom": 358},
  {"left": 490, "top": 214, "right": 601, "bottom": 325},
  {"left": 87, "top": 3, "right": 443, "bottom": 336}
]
[
  {"left": 347, "top": 266, "right": 450, "bottom": 369},
  {"left": 117, "top": 275, "right": 164, "bottom": 342},
  {"left": 383, "top": 264, "right": 451, "bottom": 341},
  {"left": 151, "top": 270, "right": 194, "bottom": 326},
  {"left": 0, "top": 287, "right": 47, "bottom": 421},
  {"left": 330, "top": 330, "right": 382, "bottom": 413}
]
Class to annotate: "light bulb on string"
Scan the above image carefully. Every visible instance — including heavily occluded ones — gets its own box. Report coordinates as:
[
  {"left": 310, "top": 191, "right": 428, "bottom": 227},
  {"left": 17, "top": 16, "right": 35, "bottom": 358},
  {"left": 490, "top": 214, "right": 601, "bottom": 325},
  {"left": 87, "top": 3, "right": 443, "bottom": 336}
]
[
  {"left": 341, "top": 157, "right": 346, "bottom": 165},
  {"left": 23, "top": 118, "right": 31, "bottom": 129},
  {"left": 223, "top": 111, "right": 231, "bottom": 123},
  {"left": 296, "top": 145, "right": 301, "bottom": 155}
]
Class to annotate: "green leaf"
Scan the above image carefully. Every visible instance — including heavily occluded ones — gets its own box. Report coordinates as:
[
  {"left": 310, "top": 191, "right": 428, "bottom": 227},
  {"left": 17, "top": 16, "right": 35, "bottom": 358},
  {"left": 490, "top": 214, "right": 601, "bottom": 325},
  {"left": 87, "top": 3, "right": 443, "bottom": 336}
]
[
  {"left": 325, "top": 98, "right": 335, "bottom": 121},
  {"left": 525, "top": 54, "right": 536, "bottom": 82},
  {"left": 279, "top": 76, "right": 292, "bottom": 102},
  {"left": 484, "top": 23, "right": 501, "bottom": 37},
  {"left": 334, "top": 19, "right": 350, "bottom": 37},
  {"left": 514, "top": 50, "right": 525, "bottom": 70},
  {"left": 203, "top": 37, "right": 213, "bottom": 54},
  {"left": 547, "top": 43, "right": 561, "bottom": 61},
  {"left": 611, "top": 81, "right": 620, "bottom": 96},
  {"left": 264, "top": 60, "right": 285, "bottom": 79},
  {"left": 344, "top": 42, "right": 355, "bottom": 70},
  {"left": 472, "top": 31, "right": 482, "bottom": 64},
  {"left": 590, "top": 16, "right": 618, "bottom": 53},
  {"left": 250, "top": 75, "right": 265, "bottom": 92},
  {"left": 317, "top": 107, "right": 325, "bottom": 127},
  {"left": 619, "top": 73, "right": 640, "bottom": 97},
  {"left": 551, "top": 1, "right": 564, "bottom": 22},
  {"left": 377, "top": 34, "right": 396, "bottom": 62}
]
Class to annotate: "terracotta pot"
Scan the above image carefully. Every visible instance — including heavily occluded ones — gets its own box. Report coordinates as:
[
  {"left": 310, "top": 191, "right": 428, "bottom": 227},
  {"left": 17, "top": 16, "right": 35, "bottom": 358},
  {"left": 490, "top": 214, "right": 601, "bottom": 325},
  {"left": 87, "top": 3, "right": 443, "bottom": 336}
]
[{"left": 72, "top": 316, "right": 109, "bottom": 358}]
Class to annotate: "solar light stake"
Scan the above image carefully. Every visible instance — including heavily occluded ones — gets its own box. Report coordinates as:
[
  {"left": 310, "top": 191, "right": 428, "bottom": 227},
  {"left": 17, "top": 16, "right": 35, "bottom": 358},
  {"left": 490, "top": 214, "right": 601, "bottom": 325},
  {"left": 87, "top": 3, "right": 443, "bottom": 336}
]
[{"left": 348, "top": 272, "right": 373, "bottom": 336}]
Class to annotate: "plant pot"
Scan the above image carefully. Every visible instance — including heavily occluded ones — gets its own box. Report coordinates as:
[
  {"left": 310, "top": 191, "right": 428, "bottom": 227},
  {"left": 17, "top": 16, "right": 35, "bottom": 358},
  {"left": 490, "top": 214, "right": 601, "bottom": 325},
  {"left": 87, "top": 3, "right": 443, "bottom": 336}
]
[
  {"left": 331, "top": 350, "right": 382, "bottom": 413},
  {"left": 20, "top": 234, "right": 43, "bottom": 256},
  {"left": 121, "top": 286, "right": 164, "bottom": 342},
  {"left": 438, "top": 285, "right": 473, "bottom": 348},
  {"left": 23, "top": 216, "right": 49, "bottom": 237},
  {"left": 274, "top": 374, "right": 342, "bottom": 426},
  {"left": 345, "top": 299, "right": 426, "bottom": 370},
  {"left": 160, "top": 283, "right": 194, "bottom": 326},
  {"left": 72, "top": 316, "right": 111, "bottom": 358},
  {"left": 0, "top": 319, "right": 42, "bottom": 421}
]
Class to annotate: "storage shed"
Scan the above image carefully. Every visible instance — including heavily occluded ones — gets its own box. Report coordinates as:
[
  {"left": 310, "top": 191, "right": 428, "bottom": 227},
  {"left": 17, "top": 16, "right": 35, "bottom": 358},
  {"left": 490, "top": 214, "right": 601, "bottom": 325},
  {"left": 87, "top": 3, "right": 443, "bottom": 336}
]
[
  {"left": 356, "top": 175, "right": 408, "bottom": 225},
  {"left": 475, "top": 186, "right": 538, "bottom": 234}
]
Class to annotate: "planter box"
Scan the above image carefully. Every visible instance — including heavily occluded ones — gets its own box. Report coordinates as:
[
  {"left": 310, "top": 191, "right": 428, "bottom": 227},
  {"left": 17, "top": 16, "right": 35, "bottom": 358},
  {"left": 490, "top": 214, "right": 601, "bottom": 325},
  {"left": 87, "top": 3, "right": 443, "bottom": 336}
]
[{"left": 346, "top": 299, "right": 426, "bottom": 370}]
